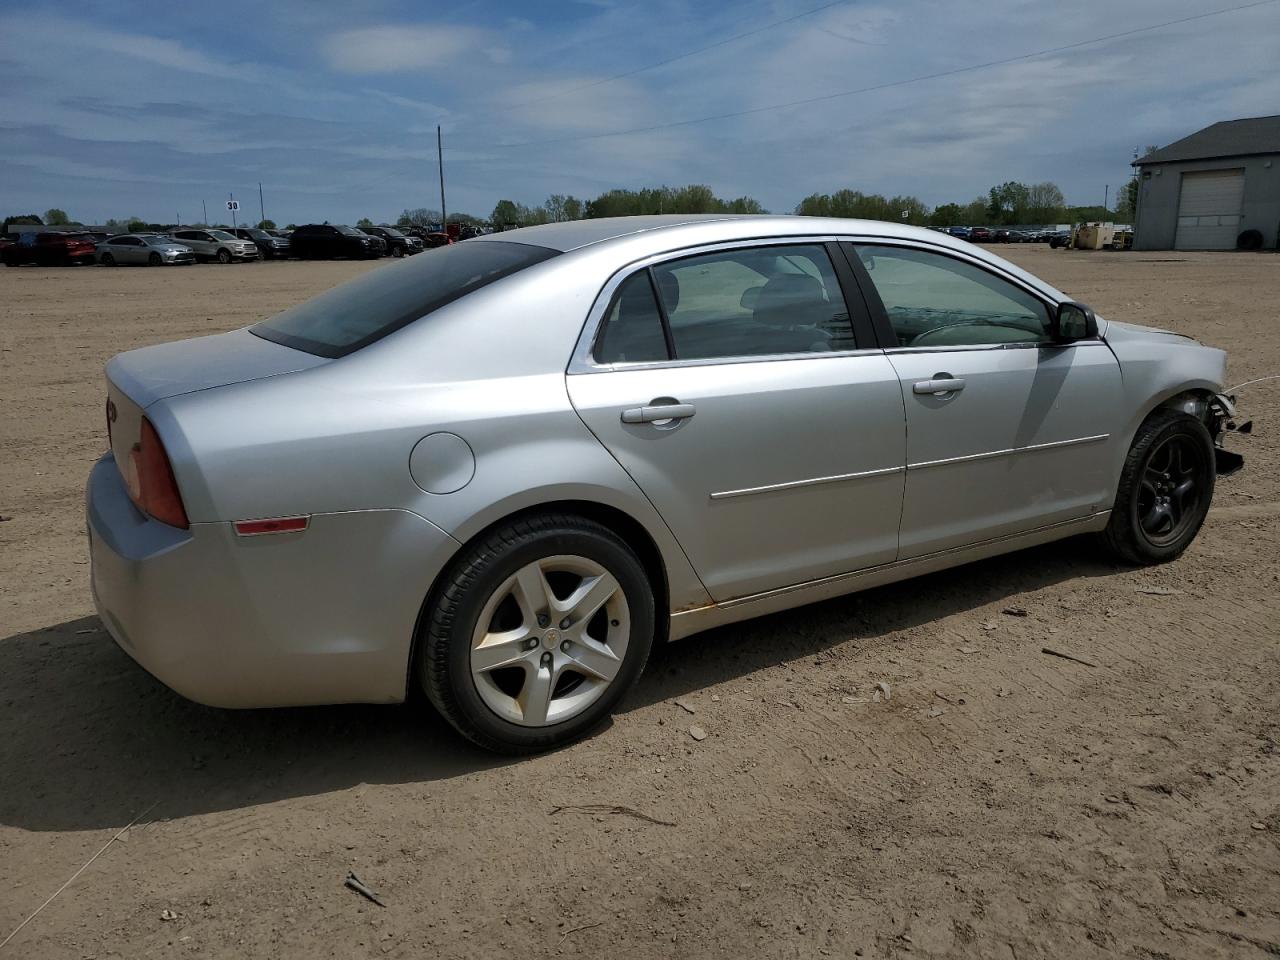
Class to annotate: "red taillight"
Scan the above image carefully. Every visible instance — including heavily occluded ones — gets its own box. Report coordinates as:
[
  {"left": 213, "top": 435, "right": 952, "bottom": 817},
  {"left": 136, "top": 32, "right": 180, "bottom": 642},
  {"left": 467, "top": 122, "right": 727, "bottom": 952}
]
[{"left": 127, "top": 417, "right": 189, "bottom": 529}]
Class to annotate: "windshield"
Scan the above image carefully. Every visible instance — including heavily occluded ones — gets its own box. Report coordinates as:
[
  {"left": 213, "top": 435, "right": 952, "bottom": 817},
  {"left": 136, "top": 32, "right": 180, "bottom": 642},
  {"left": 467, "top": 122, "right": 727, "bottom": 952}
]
[
  {"left": 250, "top": 241, "right": 559, "bottom": 358},
  {"left": 208, "top": 230, "right": 237, "bottom": 241},
  {"left": 144, "top": 235, "right": 176, "bottom": 246},
  {"left": 379, "top": 227, "right": 404, "bottom": 237},
  {"left": 336, "top": 226, "right": 364, "bottom": 237}
]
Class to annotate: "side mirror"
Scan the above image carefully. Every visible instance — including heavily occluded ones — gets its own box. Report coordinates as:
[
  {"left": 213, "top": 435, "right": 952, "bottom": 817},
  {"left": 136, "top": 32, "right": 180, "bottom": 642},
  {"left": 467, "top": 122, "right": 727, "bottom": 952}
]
[{"left": 1050, "top": 301, "right": 1098, "bottom": 342}]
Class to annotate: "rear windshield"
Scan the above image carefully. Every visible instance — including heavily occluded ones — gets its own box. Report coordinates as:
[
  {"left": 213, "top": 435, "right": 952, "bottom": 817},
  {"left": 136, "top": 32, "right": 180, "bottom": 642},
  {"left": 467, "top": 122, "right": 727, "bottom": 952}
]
[{"left": 250, "top": 240, "right": 559, "bottom": 357}]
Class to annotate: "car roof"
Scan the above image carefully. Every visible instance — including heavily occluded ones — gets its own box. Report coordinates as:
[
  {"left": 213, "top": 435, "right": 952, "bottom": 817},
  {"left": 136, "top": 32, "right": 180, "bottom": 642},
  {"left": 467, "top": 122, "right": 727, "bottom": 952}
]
[
  {"left": 471, "top": 214, "right": 998, "bottom": 255},
  {"left": 471, "top": 214, "right": 1070, "bottom": 304}
]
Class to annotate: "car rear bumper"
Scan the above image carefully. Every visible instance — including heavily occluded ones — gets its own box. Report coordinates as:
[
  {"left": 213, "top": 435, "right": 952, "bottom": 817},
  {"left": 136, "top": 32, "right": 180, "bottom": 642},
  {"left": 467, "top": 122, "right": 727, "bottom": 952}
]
[{"left": 87, "top": 453, "right": 460, "bottom": 708}]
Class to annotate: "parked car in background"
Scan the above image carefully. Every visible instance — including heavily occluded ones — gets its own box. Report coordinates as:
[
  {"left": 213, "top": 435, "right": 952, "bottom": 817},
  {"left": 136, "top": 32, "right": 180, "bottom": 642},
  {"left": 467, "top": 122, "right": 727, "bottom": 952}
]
[
  {"left": 290, "top": 224, "right": 383, "bottom": 260},
  {"left": 229, "top": 227, "right": 290, "bottom": 260},
  {"left": 86, "top": 215, "right": 1244, "bottom": 753},
  {"left": 946, "top": 226, "right": 972, "bottom": 239},
  {"left": 359, "top": 225, "right": 421, "bottom": 257},
  {"left": 97, "top": 234, "right": 196, "bottom": 267},
  {"left": 170, "top": 229, "right": 259, "bottom": 264},
  {"left": 2, "top": 231, "right": 99, "bottom": 266},
  {"left": 968, "top": 226, "right": 992, "bottom": 242},
  {"left": 1049, "top": 231, "right": 1072, "bottom": 249},
  {"left": 421, "top": 231, "right": 453, "bottom": 248}
]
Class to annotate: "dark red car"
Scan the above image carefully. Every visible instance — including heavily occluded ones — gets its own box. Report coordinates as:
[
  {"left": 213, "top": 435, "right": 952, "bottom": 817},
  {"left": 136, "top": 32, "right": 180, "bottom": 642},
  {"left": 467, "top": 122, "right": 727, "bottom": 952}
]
[
  {"left": 2, "top": 232, "right": 99, "bottom": 266},
  {"left": 967, "top": 226, "right": 993, "bottom": 242}
]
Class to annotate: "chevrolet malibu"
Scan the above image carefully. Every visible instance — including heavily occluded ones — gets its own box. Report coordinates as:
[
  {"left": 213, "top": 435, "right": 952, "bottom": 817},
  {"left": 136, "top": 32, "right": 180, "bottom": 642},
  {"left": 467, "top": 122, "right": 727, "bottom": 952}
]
[{"left": 87, "top": 216, "right": 1245, "bottom": 753}]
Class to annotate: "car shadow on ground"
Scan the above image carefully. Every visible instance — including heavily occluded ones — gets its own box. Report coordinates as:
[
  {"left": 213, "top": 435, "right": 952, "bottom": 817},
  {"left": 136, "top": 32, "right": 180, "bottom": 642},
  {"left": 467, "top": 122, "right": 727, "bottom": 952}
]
[{"left": 0, "top": 537, "right": 1116, "bottom": 833}]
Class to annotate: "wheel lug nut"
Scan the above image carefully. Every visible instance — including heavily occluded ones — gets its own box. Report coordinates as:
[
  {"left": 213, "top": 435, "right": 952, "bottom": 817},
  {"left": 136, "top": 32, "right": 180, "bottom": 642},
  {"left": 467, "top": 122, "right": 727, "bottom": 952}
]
[
  {"left": 560, "top": 618, "right": 571, "bottom": 630},
  {"left": 537, "top": 614, "right": 549, "bottom": 628},
  {"left": 525, "top": 638, "right": 538, "bottom": 650},
  {"left": 560, "top": 640, "right": 571, "bottom": 652},
  {"left": 541, "top": 652, "right": 552, "bottom": 665}
]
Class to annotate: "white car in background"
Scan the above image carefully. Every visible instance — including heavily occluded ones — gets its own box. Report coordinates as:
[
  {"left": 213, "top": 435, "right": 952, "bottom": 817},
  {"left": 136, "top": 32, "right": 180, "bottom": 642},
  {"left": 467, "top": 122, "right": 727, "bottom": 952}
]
[
  {"left": 97, "top": 234, "right": 196, "bottom": 267},
  {"left": 169, "top": 229, "right": 259, "bottom": 264}
]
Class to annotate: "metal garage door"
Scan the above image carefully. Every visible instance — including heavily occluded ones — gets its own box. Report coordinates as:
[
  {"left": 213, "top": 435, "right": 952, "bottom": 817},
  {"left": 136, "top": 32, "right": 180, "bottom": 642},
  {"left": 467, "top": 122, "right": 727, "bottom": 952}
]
[{"left": 1174, "top": 169, "right": 1245, "bottom": 250}]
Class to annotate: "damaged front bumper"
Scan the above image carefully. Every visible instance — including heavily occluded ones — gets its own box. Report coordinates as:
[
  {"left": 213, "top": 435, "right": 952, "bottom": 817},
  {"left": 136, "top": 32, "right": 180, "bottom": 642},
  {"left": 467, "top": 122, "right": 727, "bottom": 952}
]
[{"left": 1210, "top": 393, "right": 1249, "bottom": 477}]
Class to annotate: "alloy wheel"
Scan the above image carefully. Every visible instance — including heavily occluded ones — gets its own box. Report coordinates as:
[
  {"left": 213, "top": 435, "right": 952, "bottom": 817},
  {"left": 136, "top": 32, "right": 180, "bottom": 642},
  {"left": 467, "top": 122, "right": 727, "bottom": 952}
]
[
  {"left": 1137, "top": 434, "right": 1205, "bottom": 546},
  {"left": 469, "top": 555, "right": 630, "bottom": 727}
]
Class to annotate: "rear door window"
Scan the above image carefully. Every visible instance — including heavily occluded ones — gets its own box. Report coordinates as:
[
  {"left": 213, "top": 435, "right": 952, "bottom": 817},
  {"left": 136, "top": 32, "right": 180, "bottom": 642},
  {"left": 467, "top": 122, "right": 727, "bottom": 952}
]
[
  {"left": 652, "top": 245, "right": 857, "bottom": 359},
  {"left": 251, "top": 241, "right": 559, "bottom": 357}
]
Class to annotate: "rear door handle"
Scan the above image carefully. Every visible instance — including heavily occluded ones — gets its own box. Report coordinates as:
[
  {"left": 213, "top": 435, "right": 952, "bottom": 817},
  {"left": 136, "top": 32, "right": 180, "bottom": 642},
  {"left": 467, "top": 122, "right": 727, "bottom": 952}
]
[
  {"left": 621, "top": 402, "right": 696, "bottom": 424},
  {"left": 913, "top": 378, "right": 966, "bottom": 395}
]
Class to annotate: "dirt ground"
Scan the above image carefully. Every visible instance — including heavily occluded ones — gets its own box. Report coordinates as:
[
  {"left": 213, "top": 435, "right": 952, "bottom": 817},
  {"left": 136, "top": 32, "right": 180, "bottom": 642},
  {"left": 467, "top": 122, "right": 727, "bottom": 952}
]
[{"left": 1, "top": 246, "right": 1277, "bottom": 959}]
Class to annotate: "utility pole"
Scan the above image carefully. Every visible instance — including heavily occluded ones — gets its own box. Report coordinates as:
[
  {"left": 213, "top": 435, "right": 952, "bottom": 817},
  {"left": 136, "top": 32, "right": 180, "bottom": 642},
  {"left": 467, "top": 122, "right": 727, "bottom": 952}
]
[
  {"left": 437, "top": 125, "right": 447, "bottom": 231},
  {"left": 1103, "top": 184, "right": 1109, "bottom": 215},
  {"left": 258, "top": 182, "right": 265, "bottom": 228},
  {"left": 202, "top": 199, "right": 208, "bottom": 226}
]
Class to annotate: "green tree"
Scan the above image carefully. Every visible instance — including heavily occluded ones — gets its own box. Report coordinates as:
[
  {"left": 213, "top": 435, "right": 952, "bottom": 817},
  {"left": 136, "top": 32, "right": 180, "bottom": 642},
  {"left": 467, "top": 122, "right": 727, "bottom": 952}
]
[
  {"left": 3, "top": 213, "right": 43, "bottom": 233},
  {"left": 356, "top": 217, "right": 374, "bottom": 228},
  {"left": 795, "top": 189, "right": 927, "bottom": 224},
  {"left": 491, "top": 199, "right": 525, "bottom": 228},
  {"left": 397, "top": 207, "right": 441, "bottom": 228},
  {"left": 44, "top": 208, "right": 71, "bottom": 226},
  {"left": 986, "top": 181, "right": 1031, "bottom": 224},
  {"left": 562, "top": 196, "right": 584, "bottom": 221},
  {"left": 257, "top": 219, "right": 277, "bottom": 230},
  {"left": 1024, "top": 182, "right": 1065, "bottom": 224},
  {"left": 126, "top": 218, "right": 148, "bottom": 232},
  {"left": 929, "top": 203, "right": 967, "bottom": 227}
]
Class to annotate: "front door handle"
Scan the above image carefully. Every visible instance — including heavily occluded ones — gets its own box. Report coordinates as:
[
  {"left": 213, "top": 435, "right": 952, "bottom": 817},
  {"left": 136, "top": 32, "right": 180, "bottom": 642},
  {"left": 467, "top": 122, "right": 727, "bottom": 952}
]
[
  {"left": 621, "top": 402, "right": 696, "bottom": 424},
  {"left": 912, "top": 378, "right": 966, "bottom": 396}
]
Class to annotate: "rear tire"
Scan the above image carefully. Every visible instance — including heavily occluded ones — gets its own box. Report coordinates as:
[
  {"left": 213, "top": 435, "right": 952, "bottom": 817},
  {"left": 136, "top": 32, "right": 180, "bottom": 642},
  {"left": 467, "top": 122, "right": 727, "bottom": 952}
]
[
  {"left": 1102, "top": 409, "right": 1215, "bottom": 565},
  {"left": 419, "top": 513, "right": 655, "bottom": 754},
  {"left": 101, "top": 253, "right": 116, "bottom": 267},
  {"left": 392, "top": 246, "right": 404, "bottom": 258}
]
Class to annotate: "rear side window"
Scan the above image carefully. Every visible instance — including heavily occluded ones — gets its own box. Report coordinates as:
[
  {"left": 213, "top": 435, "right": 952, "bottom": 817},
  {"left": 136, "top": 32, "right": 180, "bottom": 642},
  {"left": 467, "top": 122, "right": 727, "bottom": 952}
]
[
  {"left": 251, "top": 241, "right": 560, "bottom": 358},
  {"left": 595, "top": 273, "right": 670, "bottom": 364},
  {"left": 654, "top": 245, "right": 856, "bottom": 360}
]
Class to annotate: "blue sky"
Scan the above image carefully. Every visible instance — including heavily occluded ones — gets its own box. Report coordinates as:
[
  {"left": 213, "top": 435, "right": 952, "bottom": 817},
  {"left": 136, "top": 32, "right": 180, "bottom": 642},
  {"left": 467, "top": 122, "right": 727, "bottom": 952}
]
[{"left": 2, "top": 0, "right": 1278, "bottom": 226}]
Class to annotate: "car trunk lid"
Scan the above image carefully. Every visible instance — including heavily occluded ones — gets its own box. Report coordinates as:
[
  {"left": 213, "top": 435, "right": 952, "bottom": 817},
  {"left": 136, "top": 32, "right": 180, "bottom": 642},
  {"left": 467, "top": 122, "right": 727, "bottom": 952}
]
[{"left": 106, "top": 328, "right": 328, "bottom": 409}]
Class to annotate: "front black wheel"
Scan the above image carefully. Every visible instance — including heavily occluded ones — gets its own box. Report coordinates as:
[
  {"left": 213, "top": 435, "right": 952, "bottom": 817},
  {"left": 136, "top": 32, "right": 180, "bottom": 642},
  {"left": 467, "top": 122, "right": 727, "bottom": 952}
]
[
  {"left": 148, "top": 252, "right": 162, "bottom": 266},
  {"left": 419, "top": 513, "right": 655, "bottom": 754},
  {"left": 1102, "top": 409, "right": 1215, "bottom": 564},
  {"left": 216, "top": 248, "right": 231, "bottom": 264},
  {"left": 100, "top": 253, "right": 116, "bottom": 267}
]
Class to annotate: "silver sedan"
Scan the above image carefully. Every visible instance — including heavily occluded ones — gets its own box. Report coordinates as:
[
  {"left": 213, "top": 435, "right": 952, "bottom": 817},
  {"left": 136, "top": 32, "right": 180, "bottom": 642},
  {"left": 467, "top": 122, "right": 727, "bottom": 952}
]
[
  {"left": 97, "top": 234, "right": 196, "bottom": 266},
  {"left": 86, "top": 216, "right": 1245, "bottom": 752}
]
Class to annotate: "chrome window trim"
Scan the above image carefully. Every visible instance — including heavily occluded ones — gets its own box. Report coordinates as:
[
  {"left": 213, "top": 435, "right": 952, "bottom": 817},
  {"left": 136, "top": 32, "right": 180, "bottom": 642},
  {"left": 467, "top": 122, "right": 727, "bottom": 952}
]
[
  {"left": 568, "top": 233, "right": 1095, "bottom": 374},
  {"left": 709, "top": 465, "right": 904, "bottom": 501},
  {"left": 568, "top": 235, "right": 865, "bottom": 375},
  {"left": 883, "top": 340, "right": 1109, "bottom": 355}
]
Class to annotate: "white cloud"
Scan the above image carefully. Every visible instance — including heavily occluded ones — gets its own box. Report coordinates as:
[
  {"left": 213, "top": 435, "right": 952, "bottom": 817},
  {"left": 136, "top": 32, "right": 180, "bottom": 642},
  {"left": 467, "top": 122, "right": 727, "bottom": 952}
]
[{"left": 323, "top": 25, "right": 505, "bottom": 73}]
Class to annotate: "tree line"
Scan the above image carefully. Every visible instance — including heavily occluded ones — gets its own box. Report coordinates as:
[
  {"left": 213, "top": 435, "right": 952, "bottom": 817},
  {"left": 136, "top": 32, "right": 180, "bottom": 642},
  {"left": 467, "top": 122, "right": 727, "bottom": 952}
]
[{"left": 6, "top": 176, "right": 1138, "bottom": 237}]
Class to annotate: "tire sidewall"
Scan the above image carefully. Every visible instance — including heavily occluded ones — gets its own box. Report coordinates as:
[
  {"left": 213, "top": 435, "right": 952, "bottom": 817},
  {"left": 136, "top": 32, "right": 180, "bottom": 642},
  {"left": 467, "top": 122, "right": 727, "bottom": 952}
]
[
  {"left": 1116, "top": 412, "right": 1215, "bottom": 562},
  {"left": 425, "top": 521, "right": 654, "bottom": 752}
]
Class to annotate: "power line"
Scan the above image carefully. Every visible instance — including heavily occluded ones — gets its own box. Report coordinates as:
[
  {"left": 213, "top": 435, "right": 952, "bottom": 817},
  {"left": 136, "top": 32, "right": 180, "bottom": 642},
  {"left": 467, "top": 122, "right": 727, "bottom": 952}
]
[
  {"left": 493, "top": 0, "right": 852, "bottom": 112},
  {"left": 453, "top": 0, "right": 1279, "bottom": 153}
]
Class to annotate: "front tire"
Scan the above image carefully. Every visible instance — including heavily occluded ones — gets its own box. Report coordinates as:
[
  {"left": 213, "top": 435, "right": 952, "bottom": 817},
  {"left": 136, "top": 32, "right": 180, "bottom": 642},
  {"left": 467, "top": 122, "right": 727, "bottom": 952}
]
[
  {"left": 216, "top": 248, "right": 231, "bottom": 264},
  {"left": 419, "top": 513, "right": 655, "bottom": 754},
  {"left": 148, "top": 252, "right": 162, "bottom": 266},
  {"left": 1102, "top": 409, "right": 1215, "bottom": 565},
  {"left": 100, "top": 253, "right": 116, "bottom": 267}
]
